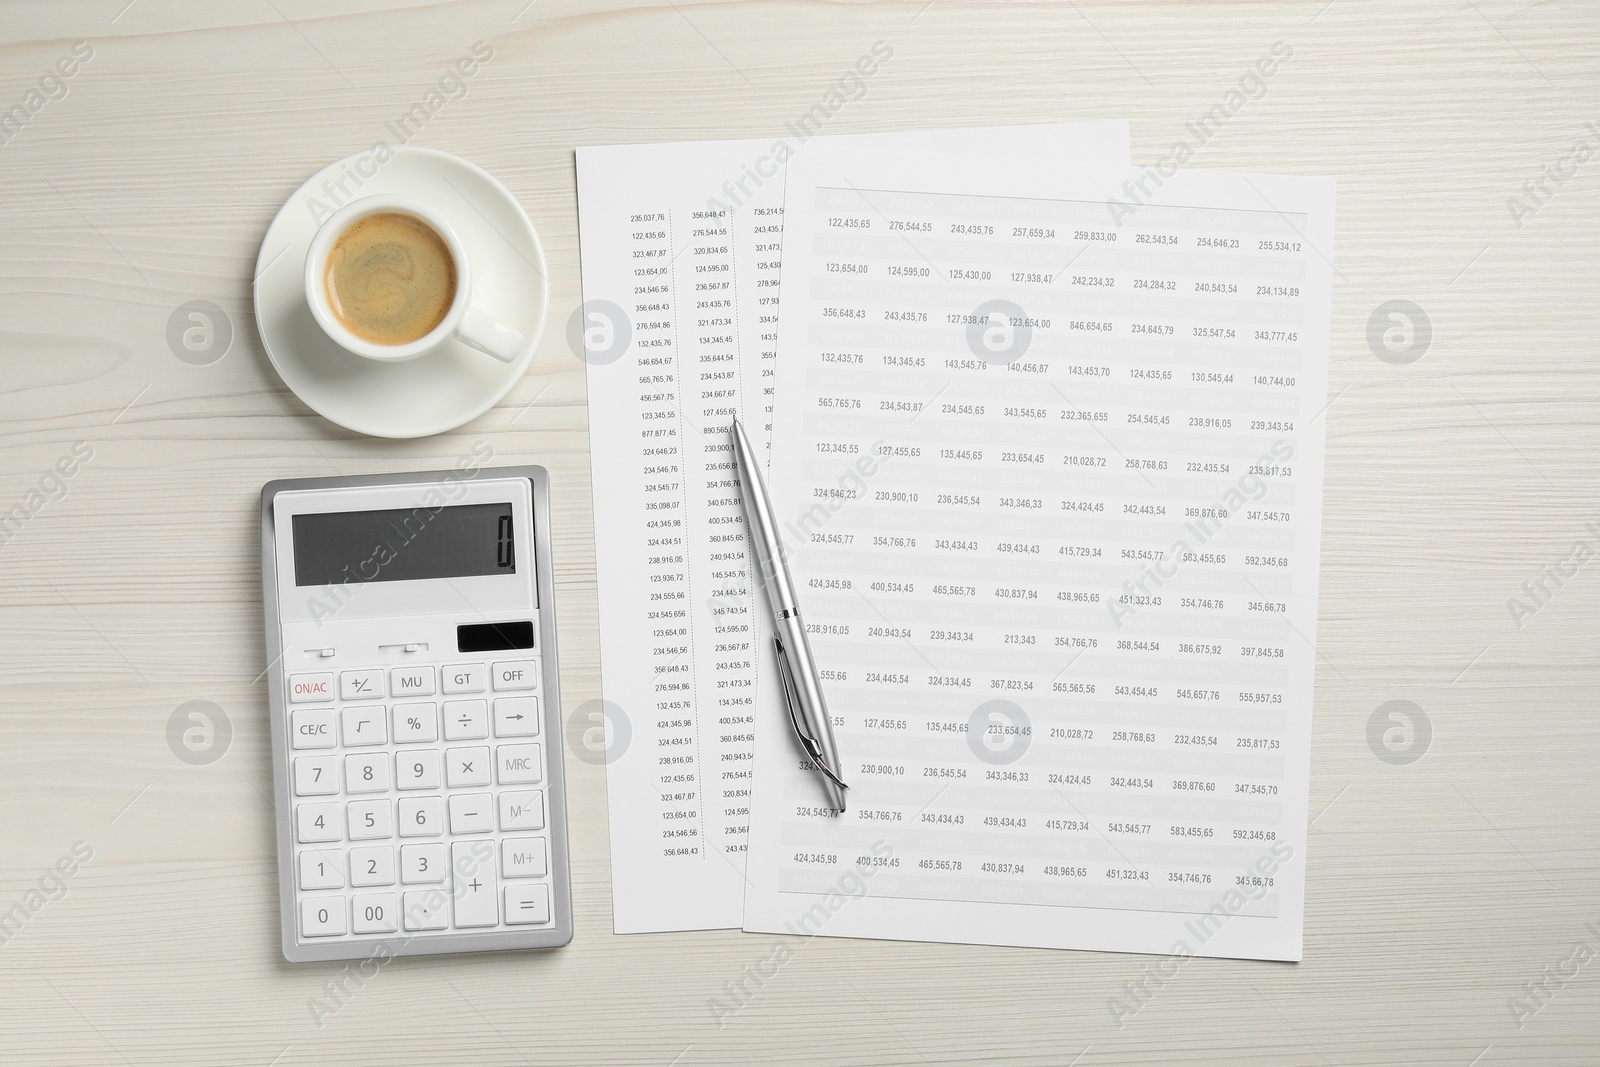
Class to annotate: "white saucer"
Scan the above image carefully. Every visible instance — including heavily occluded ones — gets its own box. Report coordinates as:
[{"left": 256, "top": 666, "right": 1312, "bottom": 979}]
[{"left": 253, "top": 147, "right": 548, "bottom": 438}]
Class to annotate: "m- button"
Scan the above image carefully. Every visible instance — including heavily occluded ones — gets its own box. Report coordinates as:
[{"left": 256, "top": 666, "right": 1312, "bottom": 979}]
[{"left": 492, "top": 661, "right": 538, "bottom": 691}]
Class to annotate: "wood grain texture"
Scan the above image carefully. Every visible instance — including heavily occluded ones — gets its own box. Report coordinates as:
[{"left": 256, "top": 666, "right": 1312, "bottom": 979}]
[{"left": 0, "top": 1, "right": 1596, "bottom": 1063}]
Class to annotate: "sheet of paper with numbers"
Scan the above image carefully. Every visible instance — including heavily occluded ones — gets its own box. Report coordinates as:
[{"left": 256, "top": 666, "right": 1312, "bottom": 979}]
[
  {"left": 575, "top": 123, "right": 1130, "bottom": 933},
  {"left": 742, "top": 146, "right": 1334, "bottom": 961}
]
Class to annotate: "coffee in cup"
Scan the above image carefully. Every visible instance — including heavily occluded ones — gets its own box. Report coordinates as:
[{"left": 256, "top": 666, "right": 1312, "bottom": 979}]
[
  {"left": 323, "top": 212, "right": 457, "bottom": 346},
  {"left": 303, "top": 193, "right": 524, "bottom": 364}
]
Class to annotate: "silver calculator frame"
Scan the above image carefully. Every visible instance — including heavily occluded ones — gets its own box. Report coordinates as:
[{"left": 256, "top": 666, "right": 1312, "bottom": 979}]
[{"left": 261, "top": 466, "right": 573, "bottom": 962}]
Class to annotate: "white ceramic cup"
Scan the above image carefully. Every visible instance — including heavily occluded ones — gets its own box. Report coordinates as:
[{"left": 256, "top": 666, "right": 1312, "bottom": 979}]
[{"left": 304, "top": 194, "right": 523, "bottom": 363}]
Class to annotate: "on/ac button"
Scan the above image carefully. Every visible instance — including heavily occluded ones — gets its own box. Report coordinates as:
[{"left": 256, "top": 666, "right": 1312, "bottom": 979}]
[
  {"left": 492, "top": 662, "right": 538, "bottom": 691},
  {"left": 289, "top": 673, "right": 333, "bottom": 702}
]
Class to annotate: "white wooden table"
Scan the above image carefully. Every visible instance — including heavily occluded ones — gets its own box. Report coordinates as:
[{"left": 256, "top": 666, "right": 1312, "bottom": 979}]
[{"left": 1, "top": 2, "right": 1596, "bottom": 1063}]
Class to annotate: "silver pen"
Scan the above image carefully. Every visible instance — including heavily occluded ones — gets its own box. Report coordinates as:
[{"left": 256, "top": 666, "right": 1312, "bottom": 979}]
[{"left": 730, "top": 416, "right": 849, "bottom": 812}]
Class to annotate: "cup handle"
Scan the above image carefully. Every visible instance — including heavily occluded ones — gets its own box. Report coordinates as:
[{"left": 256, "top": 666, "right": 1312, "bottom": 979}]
[{"left": 455, "top": 308, "right": 524, "bottom": 363}]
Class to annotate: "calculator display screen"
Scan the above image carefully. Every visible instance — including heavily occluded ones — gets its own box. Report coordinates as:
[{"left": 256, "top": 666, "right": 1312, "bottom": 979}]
[{"left": 292, "top": 503, "right": 515, "bottom": 586}]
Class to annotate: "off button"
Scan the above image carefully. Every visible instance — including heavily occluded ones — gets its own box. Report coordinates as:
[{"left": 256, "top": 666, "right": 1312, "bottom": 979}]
[{"left": 492, "top": 661, "right": 538, "bottom": 691}]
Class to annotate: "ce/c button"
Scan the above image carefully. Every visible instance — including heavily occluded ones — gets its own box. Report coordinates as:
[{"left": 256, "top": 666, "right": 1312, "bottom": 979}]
[{"left": 291, "top": 708, "right": 337, "bottom": 750}]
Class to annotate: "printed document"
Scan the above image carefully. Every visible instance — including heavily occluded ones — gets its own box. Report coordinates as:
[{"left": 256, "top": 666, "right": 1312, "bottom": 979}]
[
  {"left": 577, "top": 123, "right": 1130, "bottom": 932},
  {"left": 742, "top": 146, "right": 1333, "bottom": 960}
]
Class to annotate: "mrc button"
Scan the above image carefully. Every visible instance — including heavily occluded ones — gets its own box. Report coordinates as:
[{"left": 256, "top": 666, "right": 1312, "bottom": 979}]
[{"left": 492, "top": 661, "right": 538, "bottom": 691}]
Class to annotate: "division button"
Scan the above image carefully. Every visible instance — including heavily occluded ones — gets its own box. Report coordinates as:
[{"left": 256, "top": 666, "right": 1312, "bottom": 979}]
[{"left": 442, "top": 699, "right": 489, "bottom": 741}]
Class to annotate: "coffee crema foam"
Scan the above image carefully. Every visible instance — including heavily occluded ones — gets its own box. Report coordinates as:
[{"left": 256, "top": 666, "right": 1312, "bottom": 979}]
[{"left": 324, "top": 212, "right": 456, "bottom": 345}]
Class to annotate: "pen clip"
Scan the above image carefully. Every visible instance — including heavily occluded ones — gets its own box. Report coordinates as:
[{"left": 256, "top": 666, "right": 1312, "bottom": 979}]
[{"left": 773, "top": 635, "right": 848, "bottom": 794}]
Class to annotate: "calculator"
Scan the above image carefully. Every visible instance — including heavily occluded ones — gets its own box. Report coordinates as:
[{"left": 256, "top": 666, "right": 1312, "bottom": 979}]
[{"left": 260, "top": 466, "right": 572, "bottom": 962}]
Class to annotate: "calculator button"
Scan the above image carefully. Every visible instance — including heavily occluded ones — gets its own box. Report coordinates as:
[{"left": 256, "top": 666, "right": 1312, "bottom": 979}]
[
  {"left": 300, "top": 896, "right": 347, "bottom": 937},
  {"left": 392, "top": 702, "right": 438, "bottom": 744},
  {"left": 501, "top": 837, "right": 547, "bottom": 879},
  {"left": 493, "top": 697, "right": 540, "bottom": 738},
  {"left": 341, "top": 705, "right": 388, "bottom": 747},
  {"left": 298, "top": 848, "right": 345, "bottom": 889},
  {"left": 289, "top": 673, "right": 334, "bottom": 703},
  {"left": 442, "top": 663, "right": 488, "bottom": 694},
  {"left": 492, "top": 661, "right": 538, "bottom": 691},
  {"left": 390, "top": 666, "right": 436, "bottom": 698},
  {"left": 447, "top": 747, "right": 492, "bottom": 788},
  {"left": 401, "top": 843, "right": 446, "bottom": 884},
  {"left": 294, "top": 755, "right": 340, "bottom": 796},
  {"left": 296, "top": 802, "right": 342, "bottom": 843},
  {"left": 402, "top": 890, "right": 449, "bottom": 931},
  {"left": 498, "top": 790, "right": 544, "bottom": 831},
  {"left": 451, "top": 842, "right": 498, "bottom": 928},
  {"left": 396, "top": 749, "right": 442, "bottom": 790},
  {"left": 340, "top": 669, "right": 384, "bottom": 701},
  {"left": 291, "top": 708, "right": 337, "bottom": 750},
  {"left": 504, "top": 884, "right": 550, "bottom": 925},
  {"left": 443, "top": 699, "right": 489, "bottom": 741},
  {"left": 397, "top": 796, "right": 444, "bottom": 837},
  {"left": 348, "top": 845, "right": 396, "bottom": 887},
  {"left": 347, "top": 799, "right": 394, "bottom": 840},
  {"left": 344, "top": 753, "right": 392, "bottom": 794},
  {"left": 497, "top": 744, "right": 542, "bottom": 785},
  {"left": 448, "top": 793, "right": 493, "bottom": 834},
  {"left": 352, "top": 892, "right": 399, "bottom": 934}
]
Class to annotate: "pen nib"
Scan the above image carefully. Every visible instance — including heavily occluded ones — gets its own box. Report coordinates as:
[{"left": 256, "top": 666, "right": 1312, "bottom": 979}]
[{"left": 773, "top": 634, "right": 848, "bottom": 810}]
